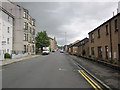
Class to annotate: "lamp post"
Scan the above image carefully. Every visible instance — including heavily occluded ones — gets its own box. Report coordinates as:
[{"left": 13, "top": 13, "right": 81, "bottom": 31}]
[{"left": 65, "top": 32, "right": 67, "bottom": 45}]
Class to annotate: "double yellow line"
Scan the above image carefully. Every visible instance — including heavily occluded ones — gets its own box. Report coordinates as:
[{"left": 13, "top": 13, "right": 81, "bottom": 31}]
[{"left": 78, "top": 70, "right": 103, "bottom": 90}]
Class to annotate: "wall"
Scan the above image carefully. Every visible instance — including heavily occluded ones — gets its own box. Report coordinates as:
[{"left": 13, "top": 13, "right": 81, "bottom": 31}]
[
  {"left": 0, "top": 4, "right": 14, "bottom": 60},
  {"left": 0, "top": 2, "right": 2, "bottom": 60},
  {"left": 2, "top": 1, "right": 24, "bottom": 53},
  {"left": 89, "top": 14, "right": 120, "bottom": 61},
  {"left": 72, "top": 47, "right": 78, "bottom": 54},
  {"left": 2, "top": 9, "right": 13, "bottom": 55},
  {"left": 12, "top": 53, "right": 28, "bottom": 59}
]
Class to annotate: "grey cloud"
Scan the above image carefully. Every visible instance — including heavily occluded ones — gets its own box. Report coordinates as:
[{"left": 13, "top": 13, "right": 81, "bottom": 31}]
[{"left": 16, "top": 2, "right": 118, "bottom": 45}]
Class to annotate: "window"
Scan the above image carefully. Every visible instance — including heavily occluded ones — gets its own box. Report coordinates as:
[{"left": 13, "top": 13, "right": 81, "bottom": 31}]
[
  {"left": 30, "top": 27, "right": 32, "bottom": 33},
  {"left": 106, "top": 25, "right": 108, "bottom": 35},
  {"left": 27, "top": 34, "right": 28, "bottom": 41},
  {"left": 23, "top": 11, "right": 26, "bottom": 18},
  {"left": 98, "top": 29, "right": 100, "bottom": 38},
  {"left": 98, "top": 46, "right": 102, "bottom": 58},
  {"left": 27, "top": 45, "right": 28, "bottom": 52},
  {"left": 91, "top": 47, "right": 94, "bottom": 56},
  {"left": 105, "top": 46, "right": 108, "bottom": 59},
  {"left": 91, "top": 33, "right": 94, "bottom": 43},
  {"left": 24, "top": 45, "right": 26, "bottom": 53},
  {"left": 33, "top": 29, "right": 35, "bottom": 35},
  {"left": 8, "top": 16, "right": 10, "bottom": 22},
  {"left": 24, "top": 22, "right": 28, "bottom": 30},
  {"left": 32, "top": 45, "right": 34, "bottom": 53},
  {"left": 24, "top": 22, "right": 26, "bottom": 29},
  {"left": 32, "top": 20, "right": 35, "bottom": 26},
  {"left": 26, "top": 23, "right": 28, "bottom": 30},
  {"left": 7, "top": 38, "right": 9, "bottom": 44},
  {"left": 24, "top": 34, "right": 26, "bottom": 41},
  {"left": 115, "top": 19, "right": 118, "bottom": 31},
  {"left": 7, "top": 49, "right": 9, "bottom": 53},
  {"left": 8, "top": 27, "right": 10, "bottom": 33}
]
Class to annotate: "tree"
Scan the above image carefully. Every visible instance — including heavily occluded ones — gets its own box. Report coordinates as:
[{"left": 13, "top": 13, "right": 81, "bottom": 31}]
[{"left": 35, "top": 31, "right": 50, "bottom": 53}]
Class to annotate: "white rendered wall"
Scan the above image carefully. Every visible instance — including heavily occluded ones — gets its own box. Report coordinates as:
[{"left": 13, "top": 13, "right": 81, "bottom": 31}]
[
  {"left": 2, "top": 11, "right": 13, "bottom": 54},
  {"left": 0, "top": 1, "right": 3, "bottom": 60}
]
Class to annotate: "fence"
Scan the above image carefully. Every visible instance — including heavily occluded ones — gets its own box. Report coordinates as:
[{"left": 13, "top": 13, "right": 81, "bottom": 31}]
[{"left": 11, "top": 53, "right": 28, "bottom": 59}]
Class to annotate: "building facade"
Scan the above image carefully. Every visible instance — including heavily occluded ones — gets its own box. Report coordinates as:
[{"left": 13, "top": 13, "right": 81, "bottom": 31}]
[
  {"left": 77, "top": 38, "right": 89, "bottom": 57},
  {"left": 68, "top": 38, "right": 89, "bottom": 56},
  {"left": 68, "top": 40, "right": 80, "bottom": 54},
  {"left": 89, "top": 13, "right": 120, "bottom": 62},
  {"left": 0, "top": 5, "right": 14, "bottom": 60},
  {"left": 49, "top": 37, "right": 57, "bottom": 51},
  {"left": 23, "top": 9, "right": 36, "bottom": 55},
  {"left": 2, "top": 0, "right": 36, "bottom": 55}
]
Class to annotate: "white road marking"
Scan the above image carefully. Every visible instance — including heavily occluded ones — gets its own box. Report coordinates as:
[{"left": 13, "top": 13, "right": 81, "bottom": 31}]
[{"left": 59, "top": 68, "right": 67, "bottom": 71}]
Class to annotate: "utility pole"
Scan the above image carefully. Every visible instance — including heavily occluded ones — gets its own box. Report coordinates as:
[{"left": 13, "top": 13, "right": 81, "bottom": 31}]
[{"left": 65, "top": 32, "right": 67, "bottom": 45}]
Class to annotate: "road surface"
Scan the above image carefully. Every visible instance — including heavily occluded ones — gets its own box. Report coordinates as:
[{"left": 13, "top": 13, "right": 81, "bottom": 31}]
[{"left": 2, "top": 51, "right": 100, "bottom": 88}]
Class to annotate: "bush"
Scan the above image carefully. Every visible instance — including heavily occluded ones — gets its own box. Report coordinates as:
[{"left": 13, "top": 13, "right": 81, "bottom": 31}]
[
  {"left": 36, "top": 50, "right": 42, "bottom": 55},
  {"left": 4, "top": 53, "right": 11, "bottom": 59},
  {"left": 108, "top": 60, "right": 114, "bottom": 64}
]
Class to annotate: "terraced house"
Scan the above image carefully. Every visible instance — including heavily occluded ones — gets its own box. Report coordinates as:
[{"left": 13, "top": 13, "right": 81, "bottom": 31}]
[
  {"left": 68, "top": 38, "right": 89, "bottom": 57},
  {"left": 23, "top": 9, "right": 36, "bottom": 55},
  {"left": 88, "top": 13, "right": 120, "bottom": 62}
]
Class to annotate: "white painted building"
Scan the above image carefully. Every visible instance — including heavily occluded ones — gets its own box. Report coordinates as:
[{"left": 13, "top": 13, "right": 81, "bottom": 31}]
[{"left": 0, "top": 6, "right": 14, "bottom": 60}]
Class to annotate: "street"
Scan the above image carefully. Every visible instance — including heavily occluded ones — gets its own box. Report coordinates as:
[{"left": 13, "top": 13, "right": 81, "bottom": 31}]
[{"left": 2, "top": 52, "right": 94, "bottom": 88}]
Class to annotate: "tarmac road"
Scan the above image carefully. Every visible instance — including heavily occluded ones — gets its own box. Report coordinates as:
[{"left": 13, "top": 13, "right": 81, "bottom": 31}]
[{"left": 2, "top": 51, "right": 94, "bottom": 88}]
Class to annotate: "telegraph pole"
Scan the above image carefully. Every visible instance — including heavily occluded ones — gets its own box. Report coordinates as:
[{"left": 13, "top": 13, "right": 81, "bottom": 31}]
[{"left": 65, "top": 32, "right": 67, "bottom": 45}]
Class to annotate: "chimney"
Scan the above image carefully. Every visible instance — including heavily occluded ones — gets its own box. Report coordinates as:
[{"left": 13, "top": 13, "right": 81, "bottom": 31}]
[{"left": 113, "top": 12, "right": 114, "bottom": 16}]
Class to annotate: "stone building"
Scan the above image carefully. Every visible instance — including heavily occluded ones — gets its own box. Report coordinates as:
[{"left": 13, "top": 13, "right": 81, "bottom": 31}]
[
  {"left": 88, "top": 13, "right": 120, "bottom": 62},
  {"left": 49, "top": 37, "right": 57, "bottom": 51},
  {"left": 2, "top": 0, "right": 36, "bottom": 55}
]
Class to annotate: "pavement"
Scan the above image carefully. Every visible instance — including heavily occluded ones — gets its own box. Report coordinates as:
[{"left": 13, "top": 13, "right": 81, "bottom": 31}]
[
  {"left": 0, "top": 55, "right": 39, "bottom": 66},
  {"left": 2, "top": 52, "right": 93, "bottom": 88},
  {"left": 68, "top": 54, "right": 120, "bottom": 89}
]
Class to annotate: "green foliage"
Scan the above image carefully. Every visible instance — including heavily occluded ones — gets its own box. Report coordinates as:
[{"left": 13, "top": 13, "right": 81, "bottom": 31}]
[
  {"left": 4, "top": 53, "right": 11, "bottom": 59},
  {"left": 58, "top": 46, "right": 64, "bottom": 49},
  {"left": 35, "top": 31, "right": 50, "bottom": 53},
  {"left": 36, "top": 50, "right": 42, "bottom": 55},
  {"left": 108, "top": 59, "right": 115, "bottom": 64}
]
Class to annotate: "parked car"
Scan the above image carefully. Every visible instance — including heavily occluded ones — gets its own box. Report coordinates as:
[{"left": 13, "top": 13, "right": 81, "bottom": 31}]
[
  {"left": 52, "top": 50, "right": 55, "bottom": 52},
  {"left": 60, "top": 50, "right": 64, "bottom": 53},
  {"left": 42, "top": 50, "right": 50, "bottom": 55}
]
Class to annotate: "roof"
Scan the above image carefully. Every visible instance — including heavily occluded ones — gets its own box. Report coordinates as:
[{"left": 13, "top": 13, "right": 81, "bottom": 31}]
[
  {"left": 0, "top": 6, "right": 14, "bottom": 18},
  {"left": 70, "top": 38, "right": 89, "bottom": 47},
  {"left": 88, "top": 13, "right": 120, "bottom": 34}
]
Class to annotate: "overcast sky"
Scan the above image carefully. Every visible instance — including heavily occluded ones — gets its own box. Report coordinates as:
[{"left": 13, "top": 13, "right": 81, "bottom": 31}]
[{"left": 14, "top": 1, "right": 119, "bottom": 46}]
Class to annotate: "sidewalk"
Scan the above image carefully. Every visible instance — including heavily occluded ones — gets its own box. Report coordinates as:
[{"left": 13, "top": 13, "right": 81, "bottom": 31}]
[
  {"left": 68, "top": 54, "right": 120, "bottom": 89},
  {"left": 0, "top": 55, "right": 40, "bottom": 66}
]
